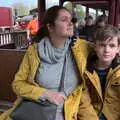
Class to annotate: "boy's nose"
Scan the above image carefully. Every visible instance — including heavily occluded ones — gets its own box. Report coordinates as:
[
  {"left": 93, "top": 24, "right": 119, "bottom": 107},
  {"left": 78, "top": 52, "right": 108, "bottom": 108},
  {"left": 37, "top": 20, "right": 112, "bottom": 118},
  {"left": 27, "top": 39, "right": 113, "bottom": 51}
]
[{"left": 104, "top": 46, "right": 109, "bottom": 52}]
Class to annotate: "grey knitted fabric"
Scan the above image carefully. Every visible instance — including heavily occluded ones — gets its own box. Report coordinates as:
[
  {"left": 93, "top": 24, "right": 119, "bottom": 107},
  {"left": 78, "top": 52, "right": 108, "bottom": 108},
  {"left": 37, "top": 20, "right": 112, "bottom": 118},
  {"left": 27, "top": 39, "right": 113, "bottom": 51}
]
[{"left": 36, "top": 37, "right": 79, "bottom": 120}]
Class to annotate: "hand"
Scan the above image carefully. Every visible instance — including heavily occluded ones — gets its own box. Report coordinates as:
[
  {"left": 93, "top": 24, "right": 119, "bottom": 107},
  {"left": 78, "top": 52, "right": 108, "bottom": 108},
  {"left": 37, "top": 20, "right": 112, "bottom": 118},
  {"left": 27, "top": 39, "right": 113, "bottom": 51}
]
[{"left": 42, "top": 90, "right": 66, "bottom": 105}]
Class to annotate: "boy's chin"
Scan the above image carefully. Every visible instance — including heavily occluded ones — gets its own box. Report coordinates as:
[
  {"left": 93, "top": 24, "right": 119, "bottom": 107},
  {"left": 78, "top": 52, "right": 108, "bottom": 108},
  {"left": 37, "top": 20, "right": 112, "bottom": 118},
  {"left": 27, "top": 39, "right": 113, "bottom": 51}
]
[{"left": 103, "top": 59, "right": 113, "bottom": 63}]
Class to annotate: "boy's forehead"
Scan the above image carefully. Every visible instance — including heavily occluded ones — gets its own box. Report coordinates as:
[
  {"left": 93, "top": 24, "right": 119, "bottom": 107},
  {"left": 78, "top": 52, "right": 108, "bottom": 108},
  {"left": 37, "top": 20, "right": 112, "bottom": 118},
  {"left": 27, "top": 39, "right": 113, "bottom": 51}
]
[{"left": 96, "top": 37, "right": 119, "bottom": 44}]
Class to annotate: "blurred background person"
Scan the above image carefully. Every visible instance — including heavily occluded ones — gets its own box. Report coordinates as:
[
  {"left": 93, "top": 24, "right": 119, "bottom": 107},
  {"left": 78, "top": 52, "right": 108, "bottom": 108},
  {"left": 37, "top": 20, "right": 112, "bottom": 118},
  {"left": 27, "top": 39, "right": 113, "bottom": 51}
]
[
  {"left": 79, "top": 15, "right": 94, "bottom": 41},
  {"left": 72, "top": 17, "right": 80, "bottom": 39},
  {"left": 95, "top": 15, "right": 108, "bottom": 28},
  {"left": 27, "top": 14, "right": 39, "bottom": 44}
]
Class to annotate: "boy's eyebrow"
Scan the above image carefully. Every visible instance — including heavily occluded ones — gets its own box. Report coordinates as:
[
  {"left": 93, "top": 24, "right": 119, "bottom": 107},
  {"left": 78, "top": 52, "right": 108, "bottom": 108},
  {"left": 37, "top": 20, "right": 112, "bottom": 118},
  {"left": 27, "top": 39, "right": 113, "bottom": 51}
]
[{"left": 105, "top": 37, "right": 113, "bottom": 42}]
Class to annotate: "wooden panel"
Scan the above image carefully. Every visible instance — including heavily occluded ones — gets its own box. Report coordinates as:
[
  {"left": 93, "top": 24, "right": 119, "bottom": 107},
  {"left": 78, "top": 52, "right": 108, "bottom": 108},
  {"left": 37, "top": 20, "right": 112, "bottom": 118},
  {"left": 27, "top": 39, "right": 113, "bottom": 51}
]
[
  {"left": 0, "top": 49, "right": 25, "bottom": 102},
  {"left": 0, "top": 43, "right": 16, "bottom": 49}
]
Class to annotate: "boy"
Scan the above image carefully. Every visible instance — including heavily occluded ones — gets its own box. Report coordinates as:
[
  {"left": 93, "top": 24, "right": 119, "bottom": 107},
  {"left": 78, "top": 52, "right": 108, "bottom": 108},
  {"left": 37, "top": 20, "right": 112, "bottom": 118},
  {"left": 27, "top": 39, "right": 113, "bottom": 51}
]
[{"left": 84, "top": 25, "right": 120, "bottom": 120}]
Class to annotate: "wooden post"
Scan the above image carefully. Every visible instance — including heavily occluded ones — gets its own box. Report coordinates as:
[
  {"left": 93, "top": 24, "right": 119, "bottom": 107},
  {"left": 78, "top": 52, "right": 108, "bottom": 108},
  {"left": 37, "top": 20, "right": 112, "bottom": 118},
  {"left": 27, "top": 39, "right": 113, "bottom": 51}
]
[
  {"left": 86, "top": 7, "right": 89, "bottom": 17},
  {"left": 38, "top": 0, "right": 46, "bottom": 26},
  {"left": 114, "top": 0, "right": 120, "bottom": 26}
]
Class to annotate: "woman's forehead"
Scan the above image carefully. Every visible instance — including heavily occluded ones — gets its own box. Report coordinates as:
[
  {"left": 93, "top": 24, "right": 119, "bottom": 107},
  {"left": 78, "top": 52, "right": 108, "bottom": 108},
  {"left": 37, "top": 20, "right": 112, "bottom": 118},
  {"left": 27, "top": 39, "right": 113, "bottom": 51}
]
[{"left": 58, "top": 9, "right": 72, "bottom": 17}]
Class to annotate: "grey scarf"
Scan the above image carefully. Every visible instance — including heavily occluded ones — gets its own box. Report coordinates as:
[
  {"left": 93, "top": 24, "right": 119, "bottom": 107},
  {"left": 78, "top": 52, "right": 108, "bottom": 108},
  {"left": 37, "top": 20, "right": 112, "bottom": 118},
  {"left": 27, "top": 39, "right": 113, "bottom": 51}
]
[{"left": 36, "top": 37, "right": 79, "bottom": 96}]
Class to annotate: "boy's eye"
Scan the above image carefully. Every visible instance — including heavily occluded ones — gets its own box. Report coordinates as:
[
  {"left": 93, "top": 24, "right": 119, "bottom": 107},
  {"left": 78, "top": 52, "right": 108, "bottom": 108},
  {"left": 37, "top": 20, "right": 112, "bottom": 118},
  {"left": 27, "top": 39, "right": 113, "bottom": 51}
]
[
  {"left": 109, "top": 44, "right": 116, "bottom": 48},
  {"left": 99, "top": 43, "right": 105, "bottom": 47}
]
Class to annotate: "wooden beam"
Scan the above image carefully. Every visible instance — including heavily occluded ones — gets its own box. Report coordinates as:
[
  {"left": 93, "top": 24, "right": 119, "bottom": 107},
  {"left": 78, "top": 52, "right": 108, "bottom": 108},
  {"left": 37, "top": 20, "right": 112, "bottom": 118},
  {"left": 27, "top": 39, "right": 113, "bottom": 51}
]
[
  {"left": 38, "top": 0, "right": 46, "bottom": 26},
  {"left": 109, "top": 0, "right": 120, "bottom": 26},
  {"left": 114, "top": 0, "right": 120, "bottom": 26},
  {"left": 61, "top": 0, "right": 108, "bottom": 4},
  {"left": 72, "top": 0, "right": 108, "bottom": 4},
  {"left": 108, "top": 0, "right": 115, "bottom": 25},
  {"left": 86, "top": 7, "right": 89, "bottom": 16}
]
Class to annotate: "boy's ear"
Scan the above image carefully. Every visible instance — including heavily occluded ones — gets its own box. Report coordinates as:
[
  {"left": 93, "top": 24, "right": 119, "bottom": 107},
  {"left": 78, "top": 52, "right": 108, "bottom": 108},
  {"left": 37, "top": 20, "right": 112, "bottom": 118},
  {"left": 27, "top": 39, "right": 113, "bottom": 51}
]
[
  {"left": 117, "top": 45, "right": 120, "bottom": 53},
  {"left": 93, "top": 43, "right": 96, "bottom": 51}
]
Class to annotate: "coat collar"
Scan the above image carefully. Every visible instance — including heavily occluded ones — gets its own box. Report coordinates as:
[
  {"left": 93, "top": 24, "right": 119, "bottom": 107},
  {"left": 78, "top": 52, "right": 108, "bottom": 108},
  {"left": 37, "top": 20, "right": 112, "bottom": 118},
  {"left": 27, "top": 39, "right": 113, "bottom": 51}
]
[{"left": 86, "top": 53, "right": 120, "bottom": 73}]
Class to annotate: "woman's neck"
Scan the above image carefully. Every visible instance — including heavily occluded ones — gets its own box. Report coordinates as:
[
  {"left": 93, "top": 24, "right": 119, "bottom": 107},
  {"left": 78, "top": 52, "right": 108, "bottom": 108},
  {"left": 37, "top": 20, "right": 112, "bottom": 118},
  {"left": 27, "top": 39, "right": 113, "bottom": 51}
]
[{"left": 49, "top": 36, "right": 68, "bottom": 48}]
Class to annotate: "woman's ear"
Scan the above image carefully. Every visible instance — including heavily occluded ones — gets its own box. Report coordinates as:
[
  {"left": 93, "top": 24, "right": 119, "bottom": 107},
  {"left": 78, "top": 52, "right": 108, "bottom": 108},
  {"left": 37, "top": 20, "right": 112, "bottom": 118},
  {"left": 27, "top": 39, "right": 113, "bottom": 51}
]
[
  {"left": 46, "top": 24, "right": 54, "bottom": 32},
  {"left": 46, "top": 24, "right": 50, "bottom": 31},
  {"left": 116, "top": 45, "right": 120, "bottom": 63}
]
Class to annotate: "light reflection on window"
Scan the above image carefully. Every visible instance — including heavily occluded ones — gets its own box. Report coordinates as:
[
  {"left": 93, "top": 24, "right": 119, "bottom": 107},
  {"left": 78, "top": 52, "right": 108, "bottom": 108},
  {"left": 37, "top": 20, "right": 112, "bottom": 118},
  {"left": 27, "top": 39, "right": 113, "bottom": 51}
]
[{"left": 46, "top": 0, "right": 59, "bottom": 9}]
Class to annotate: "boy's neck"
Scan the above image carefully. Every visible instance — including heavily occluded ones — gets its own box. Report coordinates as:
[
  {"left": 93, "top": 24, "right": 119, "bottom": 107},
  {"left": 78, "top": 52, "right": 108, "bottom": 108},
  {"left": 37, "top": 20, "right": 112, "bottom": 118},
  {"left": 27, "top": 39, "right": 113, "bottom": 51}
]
[{"left": 95, "top": 60, "right": 111, "bottom": 70}]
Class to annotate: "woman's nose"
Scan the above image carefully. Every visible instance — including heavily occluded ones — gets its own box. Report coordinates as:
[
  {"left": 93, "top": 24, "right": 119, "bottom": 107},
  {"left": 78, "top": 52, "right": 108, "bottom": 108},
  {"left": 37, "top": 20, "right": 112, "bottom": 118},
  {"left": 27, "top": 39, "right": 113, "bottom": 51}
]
[{"left": 68, "top": 20, "right": 73, "bottom": 26}]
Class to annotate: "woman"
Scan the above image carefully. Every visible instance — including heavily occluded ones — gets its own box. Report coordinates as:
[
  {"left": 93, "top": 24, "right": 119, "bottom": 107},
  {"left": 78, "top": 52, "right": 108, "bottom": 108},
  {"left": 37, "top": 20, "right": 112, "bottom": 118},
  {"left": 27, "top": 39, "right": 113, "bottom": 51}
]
[{"left": 0, "top": 6, "right": 98, "bottom": 120}]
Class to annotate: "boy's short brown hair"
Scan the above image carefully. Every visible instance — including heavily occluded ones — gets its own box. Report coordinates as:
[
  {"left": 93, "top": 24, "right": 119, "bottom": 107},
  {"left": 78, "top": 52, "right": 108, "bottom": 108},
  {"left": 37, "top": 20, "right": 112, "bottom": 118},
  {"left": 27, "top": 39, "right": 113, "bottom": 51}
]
[{"left": 93, "top": 25, "right": 120, "bottom": 44}]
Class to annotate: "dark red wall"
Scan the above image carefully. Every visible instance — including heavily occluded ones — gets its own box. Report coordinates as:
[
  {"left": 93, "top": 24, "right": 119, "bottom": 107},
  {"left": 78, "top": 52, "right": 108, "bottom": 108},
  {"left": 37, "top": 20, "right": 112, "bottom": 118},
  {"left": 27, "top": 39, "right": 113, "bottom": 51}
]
[{"left": 0, "top": 7, "right": 13, "bottom": 27}]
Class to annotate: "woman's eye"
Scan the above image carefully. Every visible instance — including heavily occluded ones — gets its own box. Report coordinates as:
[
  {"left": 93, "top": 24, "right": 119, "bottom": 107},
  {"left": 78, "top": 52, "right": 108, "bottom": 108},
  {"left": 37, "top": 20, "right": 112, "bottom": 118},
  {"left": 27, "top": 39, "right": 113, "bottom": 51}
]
[
  {"left": 60, "top": 18, "right": 72, "bottom": 22},
  {"left": 61, "top": 19, "right": 67, "bottom": 22}
]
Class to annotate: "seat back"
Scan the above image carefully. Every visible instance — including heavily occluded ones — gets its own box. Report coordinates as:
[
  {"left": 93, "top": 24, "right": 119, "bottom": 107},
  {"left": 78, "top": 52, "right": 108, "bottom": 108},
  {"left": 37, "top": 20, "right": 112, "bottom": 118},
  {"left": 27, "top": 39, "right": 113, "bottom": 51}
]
[{"left": 0, "top": 49, "right": 25, "bottom": 112}]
